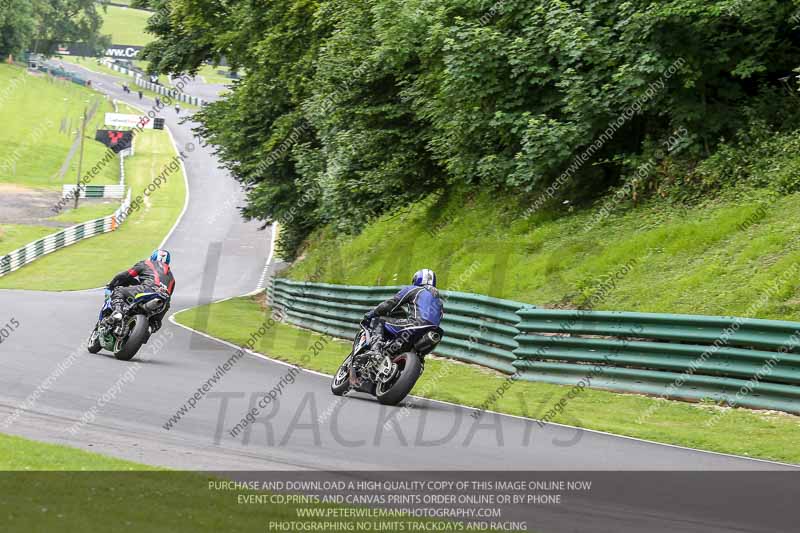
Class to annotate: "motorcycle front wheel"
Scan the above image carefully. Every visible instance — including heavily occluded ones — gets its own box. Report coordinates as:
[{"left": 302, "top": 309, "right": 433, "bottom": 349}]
[
  {"left": 375, "top": 352, "right": 422, "bottom": 406},
  {"left": 331, "top": 354, "right": 353, "bottom": 396},
  {"left": 114, "top": 314, "right": 149, "bottom": 361},
  {"left": 87, "top": 326, "right": 102, "bottom": 354}
]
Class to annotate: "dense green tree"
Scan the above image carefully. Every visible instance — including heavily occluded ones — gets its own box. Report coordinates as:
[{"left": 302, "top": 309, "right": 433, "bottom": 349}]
[
  {"left": 302, "top": 0, "right": 444, "bottom": 233},
  {"left": 139, "top": 0, "right": 800, "bottom": 258},
  {"left": 0, "top": 0, "right": 36, "bottom": 58},
  {"left": 138, "top": 0, "right": 330, "bottom": 256},
  {"left": 0, "top": 0, "right": 110, "bottom": 58}
]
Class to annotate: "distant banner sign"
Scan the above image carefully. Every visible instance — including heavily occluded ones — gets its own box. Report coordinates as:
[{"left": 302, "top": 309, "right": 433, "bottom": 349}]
[
  {"left": 57, "top": 43, "right": 143, "bottom": 59},
  {"left": 105, "top": 113, "right": 154, "bottom": 130},
  {"left": 95, "top": 129, "right": 134, "bottom": 153},
  {"left": 105, "top": 45, "right": 143, "bottom": 59},
  {"left": 104, "top": 113, "right": 166, "bottom": 131}
]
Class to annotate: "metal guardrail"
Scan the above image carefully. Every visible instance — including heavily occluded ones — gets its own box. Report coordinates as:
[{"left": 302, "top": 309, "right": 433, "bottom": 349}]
[
  {"left": 102, "top": 61, "right": 206, "bottom": 106},
  {"left": 269, "top": 278, "right": 529, "bottom": 373},
  {"left": 514, "top": 309, "right": 800, "bottom": 413},
  {"left": 134, "top": 75, "right": 205, "bottom": 107},
  {"left": 62, "top": 184, "right": 126, "bottom": 199},
  {"left": 104, "top": 62, "right": 136, "bottom": 77},
  {"left": 33, "top": 64, "right": 87, "bottom": 86},
  {"left": 269, "top": 278, "right": 800, "bottom": 413}
]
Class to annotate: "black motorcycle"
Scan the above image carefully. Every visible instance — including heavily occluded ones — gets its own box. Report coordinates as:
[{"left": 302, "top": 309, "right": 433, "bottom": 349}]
[
  {"left": 87, "top": 287, "right": 168, "bottom": 361},
  {"left": 331, "top": 320, "right": 443, "bottom": 405}
]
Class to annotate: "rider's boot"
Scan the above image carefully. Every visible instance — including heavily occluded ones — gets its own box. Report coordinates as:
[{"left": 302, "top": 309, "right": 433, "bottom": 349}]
[
  {"left": 364, "top": 339, "right": 384, "bottom": 363},
  {"left": 108, "top": 295, "right": 126, "bottom": 323},
  {"left": 350, "top": 339, "right": 384, "bottom": 386}
]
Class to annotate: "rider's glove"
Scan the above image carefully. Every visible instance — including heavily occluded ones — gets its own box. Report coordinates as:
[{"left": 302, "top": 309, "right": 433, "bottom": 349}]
[{"left": 362, "top": 311, "right": 375, "bottom": 326}]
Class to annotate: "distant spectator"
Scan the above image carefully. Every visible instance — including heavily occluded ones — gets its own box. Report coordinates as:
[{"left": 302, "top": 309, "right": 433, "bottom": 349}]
[
  {"left": 155, "top": 97, "right": 161, "bottom": 108},
  {"left": 175, "top": 103, "right": 181, "bottom": 115},
  {"left": 138, "top": 90, "right": 143, "bottom": 99}
]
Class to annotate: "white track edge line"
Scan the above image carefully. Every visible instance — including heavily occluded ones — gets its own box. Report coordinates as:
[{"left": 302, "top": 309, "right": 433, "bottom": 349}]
[
  {"left": 118, "top": 64, "right": 799, "bottom": 471},
  {"left": 123, "top": 101, "right": 191, "bottom": 250},
  {"left": 167, "top": 314, "right": 800, "bottom": 469},
  {"left": 7, "top": 62, "right": 800, "bottom": 469},
  {"left": 248, "top": 222, "right": 277, "bottom": 296},
  {"left": 158, "top": 126, "right": 191, "bottom": 250}
]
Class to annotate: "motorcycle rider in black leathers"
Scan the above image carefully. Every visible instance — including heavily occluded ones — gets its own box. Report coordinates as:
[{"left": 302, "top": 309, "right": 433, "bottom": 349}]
[
  {"left": 355, "top": 269, "right": 444, "bottom": 371},
  {"left": 106, "top": 249, "right": 175, "bottom": 333}
]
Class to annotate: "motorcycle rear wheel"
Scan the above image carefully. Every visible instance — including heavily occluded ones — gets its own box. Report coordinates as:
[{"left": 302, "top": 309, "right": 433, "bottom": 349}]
[
  {"left": 114, "top": 314, "right": 149, "bottom": 361},
  {"left": 375, "top": 352, "right": 422, "bottom": 406}
]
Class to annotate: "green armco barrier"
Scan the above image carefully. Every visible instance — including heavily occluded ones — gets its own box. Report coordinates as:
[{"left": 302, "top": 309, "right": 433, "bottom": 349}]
[
  {"left": 269, "top": 278, "right": 800, "bottom": 413},
  {"left": 37, "top": 65, "right": 86, "bottom": 86},
  {"left": 270, "top": 278, "right": 525, "bottom": 373},
  {"left": 515, "top": 309, "right": 800, "bottom": 414},
  {"left": 514, "top": 335, "right": 800, "bottom": 385},
  {"left": 515, "top": 309, "right": 800, "bottom": 352},
  {"left": 511, "top": 359, "right": 800, "bottom": 413}
]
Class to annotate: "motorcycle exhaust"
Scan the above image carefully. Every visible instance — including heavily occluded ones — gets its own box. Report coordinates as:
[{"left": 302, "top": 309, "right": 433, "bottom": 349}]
[{"left": 143, "top": 299, "right": 164, "bottom": 312}]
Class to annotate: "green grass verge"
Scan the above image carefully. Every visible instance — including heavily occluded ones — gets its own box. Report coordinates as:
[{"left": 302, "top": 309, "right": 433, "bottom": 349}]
[
  {"left": 132, "top": 60, "right": 169, "bottom": 84},
  {"left": 0, "top": 128, "right": 186, "bottom": 290},
  {"left": 59, "top": 55, "right": 127, "bottom": 81},
  {"left": 116, "top": 102, "right": 140, "bottom": 114},
  {"left": 0, "top": 432, "right": 485, "bottom": 532},
  {"left": 48, "top": 200, "right": 120, "bottom": 224},
  {"left": 0, "top": 224, "right": 57, "bottom": 256},
  {"left": 197, "top": 64, "right": 234, "bottom": 85},
  {"left": 174, "top": 295, "right": 800, "bottom": 465},
  {"left": 0, "top": 432, "right": 156, "bottom": 470},
  {"left": 101, "top": 5, "right": 151, "bottom": 46},
  {"left": 288, "top": 187, "right": 800, "bottom": 321},
  {"left": 0, "top": 64, "right": 117, "bottom": 189}
]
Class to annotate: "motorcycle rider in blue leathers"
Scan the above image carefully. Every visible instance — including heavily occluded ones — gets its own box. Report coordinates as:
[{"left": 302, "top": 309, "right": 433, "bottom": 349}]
[{"left": 356, "top": 269, "right": 444, "bottom": 369}]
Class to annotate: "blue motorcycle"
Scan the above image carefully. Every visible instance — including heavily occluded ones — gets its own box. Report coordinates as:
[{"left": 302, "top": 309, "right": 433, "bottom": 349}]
[
  {"left": 87, "top": 287, "right": 169, "bottom": 360},
  {"left": 331, "top": 320, "right": 443, "bottom": 405}
]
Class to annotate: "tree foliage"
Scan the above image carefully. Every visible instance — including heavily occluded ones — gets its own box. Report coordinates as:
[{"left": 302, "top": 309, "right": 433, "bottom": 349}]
[
  {"left": 0, "top": 0, "right": 109, "bottom": 57},
  {"left": 0, "top": 0, "right": 35, "bottom": 58},
  {"left": 139, "top": 0, "right": 800, "bottom": 259}
]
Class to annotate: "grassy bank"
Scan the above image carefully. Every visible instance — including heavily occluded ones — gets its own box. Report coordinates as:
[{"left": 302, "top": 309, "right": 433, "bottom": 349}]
[
  {"left": 0, "top": 225, "right": 56, "bottom": 256},
  {"left": 59, "top": 55, "right": 128, "bottom": 81},
  {"left": 197, "top": 64, "right": 234, "bottom": 85},
  {"left": 174, "top": 295, "right": 800, "bottom": 465},
  {"left": 101, "top": 5, "right": 151, "bottom": 46},
  {"left": 0, "top": 64, "right": 117, "bottom": 188},
  {"left": 49, "top": 200, "right": 120, "bottom": 224},
  {"left": 0, "top": 432, "right": 478, "bottom": 532},
  {"left": 0, "top": 432, "right": 156, "bottom": 471},
  {"left": 0, "top": 128, "right": 186, "bottom": 290},
  {"left": 288, "top": 187, "right": 800, "bottom": 321}
]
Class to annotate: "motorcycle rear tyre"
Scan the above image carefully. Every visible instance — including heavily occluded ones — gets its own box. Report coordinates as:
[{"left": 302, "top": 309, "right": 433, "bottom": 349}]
[{"left": 114, "top": 314, "right": 149, "bottom": 361}]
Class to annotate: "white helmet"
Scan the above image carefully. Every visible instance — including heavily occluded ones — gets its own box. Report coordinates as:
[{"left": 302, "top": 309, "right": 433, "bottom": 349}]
[{"left": 412, "top": 269, "right": 437, "bottom": 287}]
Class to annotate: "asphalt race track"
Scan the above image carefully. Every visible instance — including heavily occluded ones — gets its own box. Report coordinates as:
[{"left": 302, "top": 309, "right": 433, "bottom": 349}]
[{"left": 1, "top": 63, "right": 797, "bottom": 533}]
